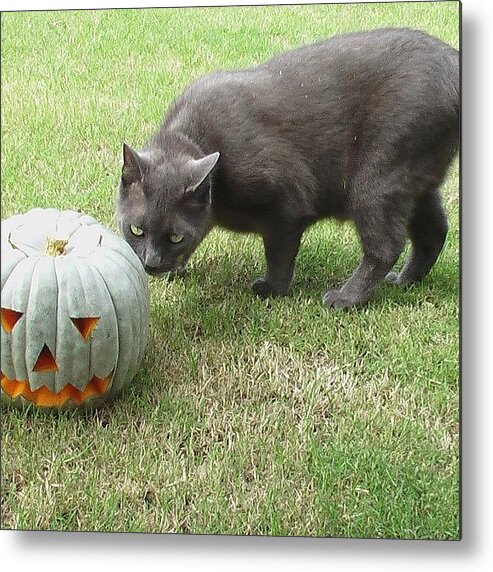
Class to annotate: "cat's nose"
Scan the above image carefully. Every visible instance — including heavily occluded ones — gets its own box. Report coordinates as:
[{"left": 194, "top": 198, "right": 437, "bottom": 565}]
[
  {"left": 144, "top": 249, "right": 165, "bottom": 272},
  {"left": 144, "top": 263, "right": 162, "bottom": 273}
]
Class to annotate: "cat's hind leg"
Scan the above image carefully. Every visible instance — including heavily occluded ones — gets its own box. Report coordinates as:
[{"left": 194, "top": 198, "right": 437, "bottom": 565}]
[
  {"left": 323, "top": 191, "right": 410, "bottom": 309},
  {"left": 385, "top": 190, "right": 448, "bottom": 286}
]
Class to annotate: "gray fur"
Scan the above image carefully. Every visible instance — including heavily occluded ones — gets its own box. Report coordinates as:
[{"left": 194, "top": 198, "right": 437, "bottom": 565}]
[{"left": 117, "top": 27, "right": 459, "bottom": 308}]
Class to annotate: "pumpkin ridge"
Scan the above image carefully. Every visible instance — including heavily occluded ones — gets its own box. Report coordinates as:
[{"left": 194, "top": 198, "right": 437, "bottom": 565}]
[
  {"left": 7, "top": 232, "right": 29, "bottom": 257},
  {"left": 1, "top": 209, "right": 149, "bottom": 410},
  {"left": 87, "top": 262, "right": 121, "bottom": 389},
  {"left": 17, "top": 256, "right": 44, "bottom": 383}
]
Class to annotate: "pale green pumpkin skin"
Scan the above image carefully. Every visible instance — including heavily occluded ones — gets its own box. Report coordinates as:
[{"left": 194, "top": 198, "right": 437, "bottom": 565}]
[{"left": 1, "top": 208, "right": 149, "bottom": 409}]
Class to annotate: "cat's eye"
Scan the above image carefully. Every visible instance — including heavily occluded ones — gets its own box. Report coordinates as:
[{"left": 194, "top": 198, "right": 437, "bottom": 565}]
[
  {"left": 169, "top": 233, "right": 184, "bottom": 244},
  {"left": 130, "top": 225, "right": 144, "bottom": 237}
]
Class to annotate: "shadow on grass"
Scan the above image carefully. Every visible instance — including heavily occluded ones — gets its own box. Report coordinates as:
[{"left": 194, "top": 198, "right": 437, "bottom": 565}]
[
  {"left": 184, "top": 237, "right": 459, "bottom": 309},
  {"left": 5, "top": 232, "right": 457, "bottom": 424}
]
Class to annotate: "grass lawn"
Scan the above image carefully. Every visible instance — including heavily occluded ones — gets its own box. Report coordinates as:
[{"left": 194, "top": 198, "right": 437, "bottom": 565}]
[{"left": 0, "top": 2, "right": 460, "bottom": 538}]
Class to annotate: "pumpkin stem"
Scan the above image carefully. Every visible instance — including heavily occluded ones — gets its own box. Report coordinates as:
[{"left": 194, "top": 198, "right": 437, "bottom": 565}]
[{"left": 45, "top": 234, "right": 69, "bottom": 256}]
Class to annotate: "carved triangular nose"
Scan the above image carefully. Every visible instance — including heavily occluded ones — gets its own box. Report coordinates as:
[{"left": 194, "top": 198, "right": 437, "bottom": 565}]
[{"left": 33, "top": 344, "right": 58, "bottom": 372}]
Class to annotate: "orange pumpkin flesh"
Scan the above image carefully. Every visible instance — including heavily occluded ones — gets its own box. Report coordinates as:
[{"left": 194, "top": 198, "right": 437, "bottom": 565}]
[
  {"left": 1, "top": 308, "right": 23, "bottom": 334},
  {"left": 70, "top": 317, "right": 100, "bottom": 341},
  {"left": 2, "top": 306, "right": 110, "bottom": 406},
  {"left": 2, "top": 210, "right": 150, "bottom": 410},
  {"left": 1, "top": 371, "right": 113, "bottom": 407},
  {"left": 33, "top": 344, "right": 59, "bottom": 372}
]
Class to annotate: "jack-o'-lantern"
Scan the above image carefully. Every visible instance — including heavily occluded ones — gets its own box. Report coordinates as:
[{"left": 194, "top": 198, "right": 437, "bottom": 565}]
[{"left": 1, "top": 208, "right": 149, "bottom": 409}]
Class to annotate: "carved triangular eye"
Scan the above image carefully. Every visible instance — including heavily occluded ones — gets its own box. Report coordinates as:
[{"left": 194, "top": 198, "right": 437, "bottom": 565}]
[
  {"left": 1, "top": 308, "right": 24, "bottom": 333},
  {"left": 70, "top": 317, "right": 100, "bottom": 341},
  {"left": 33, "top": 344, "right": 58, "bottom": 372}
]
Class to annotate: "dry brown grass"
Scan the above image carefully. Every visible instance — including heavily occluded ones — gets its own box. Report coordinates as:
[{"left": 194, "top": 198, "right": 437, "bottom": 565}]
[{"left": 1, "top": 3, "right": 459, "bottom": 538}]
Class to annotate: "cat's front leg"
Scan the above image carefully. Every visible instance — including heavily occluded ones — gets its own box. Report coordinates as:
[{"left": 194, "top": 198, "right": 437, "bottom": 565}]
[{"left": 252, "top": 226, "right": 303, "bottom": 298}]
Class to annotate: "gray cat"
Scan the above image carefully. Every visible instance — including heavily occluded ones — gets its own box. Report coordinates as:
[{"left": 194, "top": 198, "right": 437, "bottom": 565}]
[{"left": 116, "top": 27, "right": 459, "bottom": 308}]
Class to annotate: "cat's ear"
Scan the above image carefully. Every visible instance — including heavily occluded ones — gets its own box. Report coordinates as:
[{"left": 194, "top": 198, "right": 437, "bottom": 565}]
[
  {"left": 122, "top": 143, "right": 144, "bottom": 186},
  {"left": 186, "top": 152, "right": 220, "bottom": 195}
]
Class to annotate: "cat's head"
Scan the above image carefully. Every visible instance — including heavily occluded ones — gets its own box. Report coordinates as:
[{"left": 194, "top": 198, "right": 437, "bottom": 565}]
[{"left": 116, "top": 143, "right": 219, "bottom": 276}]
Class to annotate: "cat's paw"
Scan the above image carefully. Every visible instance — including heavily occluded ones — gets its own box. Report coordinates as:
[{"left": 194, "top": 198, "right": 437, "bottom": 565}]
[
  {"left": 322, "top": 289, "right": 363, "bottom": 309},
  {"left": 384, "top": 271, "right": 400, "bottom": 285},
  {"left": 385, "top": 271, "right": 414, "bottom": 287},
  {"left": 251, "top": 278, "right": 275, "bottom": 298}
]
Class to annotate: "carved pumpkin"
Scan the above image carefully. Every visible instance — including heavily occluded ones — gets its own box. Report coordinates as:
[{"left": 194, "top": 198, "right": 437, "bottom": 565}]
[{"left": 1, "top": 208, "right": 149, "bottom": 409}]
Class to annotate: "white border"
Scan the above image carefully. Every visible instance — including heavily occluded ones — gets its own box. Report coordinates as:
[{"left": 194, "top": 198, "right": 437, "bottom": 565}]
[{"left": 2, "top": 0, "right": 492, "bottom": 570}]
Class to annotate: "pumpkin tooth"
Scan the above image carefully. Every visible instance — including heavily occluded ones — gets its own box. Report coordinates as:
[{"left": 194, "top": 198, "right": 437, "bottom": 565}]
[
  {"left": 1, "top": 371, "right": 113, "bottom": 407},
  {"left": 90, "top": 373, "right": 112, "bottom": 394},
  {"left": 66, "top": 385, "right": 85, "bottom": 405},
  {"left": 35, "top": 385, "right": 67, "bottom": 407}
]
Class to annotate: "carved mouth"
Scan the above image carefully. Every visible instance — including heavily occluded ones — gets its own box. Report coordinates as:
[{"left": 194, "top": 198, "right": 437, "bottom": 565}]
[{"left": 1, "top": 371, "right": 113, "bottom": 407}]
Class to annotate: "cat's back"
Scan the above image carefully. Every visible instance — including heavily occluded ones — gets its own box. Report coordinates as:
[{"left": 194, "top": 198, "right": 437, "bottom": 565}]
[
  {"left": 262, "top": 27, "right": 457, "bottom": 75},
  {"left": 171, "top": 27, "right": 458, "bottom": 138},
  {"left": 158, "top": 27, "right": 458, "bottom": 218},
  {"left": 258, "top": 27, "right": 458, "bottom": 115}
]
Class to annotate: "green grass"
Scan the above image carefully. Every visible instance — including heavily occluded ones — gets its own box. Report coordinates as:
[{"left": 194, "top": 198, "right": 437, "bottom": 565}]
[{"left": 1, "top": 2, "right": 460, "bottom": 538}]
